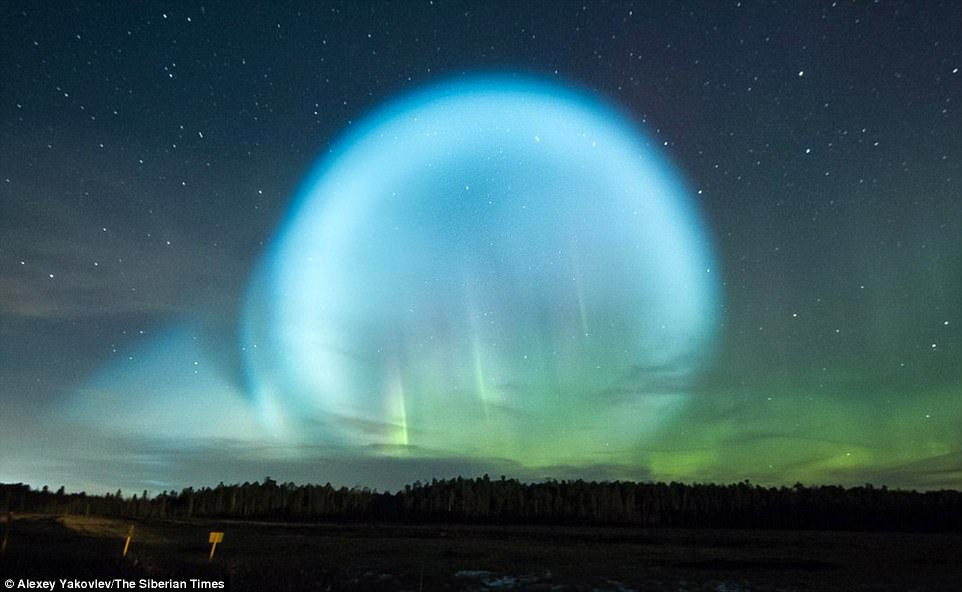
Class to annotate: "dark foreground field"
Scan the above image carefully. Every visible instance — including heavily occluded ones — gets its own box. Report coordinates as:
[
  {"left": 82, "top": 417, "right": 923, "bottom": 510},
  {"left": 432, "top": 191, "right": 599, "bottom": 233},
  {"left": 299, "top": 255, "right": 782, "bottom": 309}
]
[{"left": 1, "top": 514, "right": 959, "bottom": 591}]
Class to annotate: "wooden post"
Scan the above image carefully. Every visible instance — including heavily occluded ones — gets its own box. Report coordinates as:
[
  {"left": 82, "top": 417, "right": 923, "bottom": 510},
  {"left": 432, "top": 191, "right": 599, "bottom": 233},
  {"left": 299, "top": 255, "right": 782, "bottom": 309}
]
[
  {"left": 1, "top": 511, "right": 11, "bottom": 555},
  {"left": 122, "top": 524, "right": 134, "bottom": 557},
  {"left": 208, "top": 531, "right": 223, "bottom": 561}
]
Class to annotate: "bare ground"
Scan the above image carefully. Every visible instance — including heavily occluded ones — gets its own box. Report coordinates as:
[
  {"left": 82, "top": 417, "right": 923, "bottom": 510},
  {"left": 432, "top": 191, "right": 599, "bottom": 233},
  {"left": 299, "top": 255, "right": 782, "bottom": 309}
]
[{"left": 1, "top": 514, "right": 960, "bottom": 591}]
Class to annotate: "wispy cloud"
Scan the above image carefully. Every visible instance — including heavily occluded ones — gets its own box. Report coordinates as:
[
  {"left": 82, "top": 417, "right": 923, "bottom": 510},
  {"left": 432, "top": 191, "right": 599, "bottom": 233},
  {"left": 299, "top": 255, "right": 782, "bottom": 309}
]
[{"left": 1, "top": 200, "right": 242, "bottom": 320}]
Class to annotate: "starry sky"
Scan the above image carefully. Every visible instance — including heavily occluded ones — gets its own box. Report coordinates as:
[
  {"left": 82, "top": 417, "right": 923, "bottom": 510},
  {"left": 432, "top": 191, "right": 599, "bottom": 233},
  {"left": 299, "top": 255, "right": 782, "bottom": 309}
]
[{"left": 1, "top": 1, "right": 960, "bottom": 495}]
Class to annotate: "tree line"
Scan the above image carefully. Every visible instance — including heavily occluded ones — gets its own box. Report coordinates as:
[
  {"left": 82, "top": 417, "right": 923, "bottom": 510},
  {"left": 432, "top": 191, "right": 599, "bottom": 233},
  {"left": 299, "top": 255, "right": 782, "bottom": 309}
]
[{"left": 3, "top": 476, "right": 960, "bottom": 532}]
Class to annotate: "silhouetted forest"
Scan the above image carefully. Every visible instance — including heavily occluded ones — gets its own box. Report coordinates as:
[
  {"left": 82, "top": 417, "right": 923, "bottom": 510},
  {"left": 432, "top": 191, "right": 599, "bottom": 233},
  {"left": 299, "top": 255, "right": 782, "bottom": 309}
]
[{"left": 3, "top": 476, "right": 960, "bottom": 532}]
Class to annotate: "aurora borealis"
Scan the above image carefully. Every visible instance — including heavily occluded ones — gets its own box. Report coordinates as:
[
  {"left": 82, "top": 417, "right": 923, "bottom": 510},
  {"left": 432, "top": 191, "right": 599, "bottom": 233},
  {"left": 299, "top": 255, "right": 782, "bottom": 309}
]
[{"left": 1, "top": 2, "right": 960, "bottom": 494}]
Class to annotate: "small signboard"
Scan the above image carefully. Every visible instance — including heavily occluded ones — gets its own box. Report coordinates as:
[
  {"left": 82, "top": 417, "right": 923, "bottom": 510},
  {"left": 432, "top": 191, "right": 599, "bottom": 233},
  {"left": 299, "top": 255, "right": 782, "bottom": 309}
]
[{"left": 208, "top": 531, "right": 224, "bottom": 560}]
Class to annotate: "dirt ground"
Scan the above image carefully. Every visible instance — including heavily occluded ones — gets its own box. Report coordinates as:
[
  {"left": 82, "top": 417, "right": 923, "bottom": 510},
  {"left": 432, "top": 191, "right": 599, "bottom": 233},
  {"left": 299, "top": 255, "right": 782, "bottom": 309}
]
[{"left": 1, "top": 514, "right": 959, "bottom": 591}]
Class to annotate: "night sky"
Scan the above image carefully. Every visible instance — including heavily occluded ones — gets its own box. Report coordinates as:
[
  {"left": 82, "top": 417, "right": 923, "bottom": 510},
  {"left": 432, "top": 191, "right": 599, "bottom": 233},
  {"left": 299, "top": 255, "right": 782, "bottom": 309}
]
[{"left": 1, "top": 1, "right": 960, "bottom": 495}]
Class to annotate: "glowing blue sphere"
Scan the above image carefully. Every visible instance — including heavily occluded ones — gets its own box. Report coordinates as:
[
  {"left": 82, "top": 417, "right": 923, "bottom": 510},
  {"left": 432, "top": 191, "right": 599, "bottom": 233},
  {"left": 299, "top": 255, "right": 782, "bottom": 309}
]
[{"left": 243, "top": 76, "right": 720, "bottom": 462}]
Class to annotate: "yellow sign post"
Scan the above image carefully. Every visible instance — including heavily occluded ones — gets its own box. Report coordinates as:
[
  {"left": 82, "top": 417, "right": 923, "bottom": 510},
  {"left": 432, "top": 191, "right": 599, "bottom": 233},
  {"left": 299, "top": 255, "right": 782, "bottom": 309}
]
[
  {"left": 208, "top": 531, "right": 224, "bottom": 561},
  {"left": 122, "top": 524, "right": 134, "bottom": 557}
]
